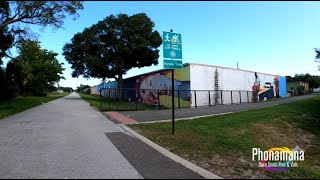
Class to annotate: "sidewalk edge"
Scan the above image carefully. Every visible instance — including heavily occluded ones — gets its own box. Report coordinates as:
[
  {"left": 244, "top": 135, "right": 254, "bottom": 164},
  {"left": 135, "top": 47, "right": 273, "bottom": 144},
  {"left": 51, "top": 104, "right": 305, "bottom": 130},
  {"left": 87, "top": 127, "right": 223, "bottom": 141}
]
[{"left": 119, "top": 124, "right": 223, "bottom": 179}]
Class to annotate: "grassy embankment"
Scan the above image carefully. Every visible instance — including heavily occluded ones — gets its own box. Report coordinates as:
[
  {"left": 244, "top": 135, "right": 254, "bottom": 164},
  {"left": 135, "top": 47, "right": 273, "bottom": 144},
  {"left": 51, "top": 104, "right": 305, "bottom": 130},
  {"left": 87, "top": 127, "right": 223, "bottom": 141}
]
[
  {"left": 129, "top": 95, "right": 320, "bottom": 179},
  {"left": 0, "top": 93, "right": 69, "bottom": 120}
]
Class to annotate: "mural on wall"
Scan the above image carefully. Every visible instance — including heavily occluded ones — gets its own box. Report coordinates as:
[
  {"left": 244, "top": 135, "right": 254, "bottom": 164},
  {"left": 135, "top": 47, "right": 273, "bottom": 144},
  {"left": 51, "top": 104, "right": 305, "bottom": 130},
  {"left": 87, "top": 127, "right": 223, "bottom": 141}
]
[
  {"left": 134, "top": 66, "right": 191, "bottom": 107},
  {"left": 252, "top": 72, "right": 281, "bottom": 102},
  {"left": 274, "top": 77, "right": 280, "bottom": 98},
  {"left": 252, "top": 72, "right": 260, "bottom": 102},
  {"left": 96, "top": 66, "right": 191, "bottom": 107}
]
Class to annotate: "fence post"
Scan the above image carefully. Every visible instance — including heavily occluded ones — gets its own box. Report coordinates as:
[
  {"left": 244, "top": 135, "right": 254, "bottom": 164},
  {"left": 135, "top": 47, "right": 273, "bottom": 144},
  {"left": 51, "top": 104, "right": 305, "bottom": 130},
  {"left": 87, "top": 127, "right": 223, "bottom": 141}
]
[
  {"left": 231, "top": 91, "right": 233, "bottom": 105},
  {"left": 220, "top": 90, "right": 223, "bottom": 105},
  {"left": 100, "top": 90, "right": 102, "bottom": 110},
  {"left": 239, "top": 91, "right": 241, "bottom": 104},
  {"left": 247, "top": 91, "right": 249, "bottom": 103},
  {"left": 194, "top": 90, "right": 197, "bottom": 108},
  {"left": 177, "top": 90, "right": 181, "bottom": 109},
  {"left": 157, "top": 89, "right": 161, "bottom": 110},
  {"left": 135, "top": 89, "right": 138, "bottom": 111},
  {"left": 208, "top": 91, "right": 211, "bottom": 107}
]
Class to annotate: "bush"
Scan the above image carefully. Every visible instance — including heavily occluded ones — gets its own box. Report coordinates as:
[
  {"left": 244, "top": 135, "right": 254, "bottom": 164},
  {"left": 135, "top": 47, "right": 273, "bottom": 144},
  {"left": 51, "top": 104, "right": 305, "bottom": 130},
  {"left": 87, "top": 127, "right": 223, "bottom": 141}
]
[
  {"left": 83, "top": 88, "right": 91, "bottom": 94},
  {"left": 297, "top": 85, "right": 305, "bottom": 95}
]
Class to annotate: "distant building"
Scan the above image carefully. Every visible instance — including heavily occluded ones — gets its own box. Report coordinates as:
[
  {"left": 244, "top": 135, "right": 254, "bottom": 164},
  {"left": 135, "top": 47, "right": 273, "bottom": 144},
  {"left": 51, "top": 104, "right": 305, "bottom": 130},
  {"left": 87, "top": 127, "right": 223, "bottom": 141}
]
[
  {"left": 95, "top": 62, "right": 287, "bottom": 107},
  {"left": 286, "top": 81, "right": 309, "bottom": 96},
  {"left": 90, "top": 85, "right": 99, "bottom": 95}
]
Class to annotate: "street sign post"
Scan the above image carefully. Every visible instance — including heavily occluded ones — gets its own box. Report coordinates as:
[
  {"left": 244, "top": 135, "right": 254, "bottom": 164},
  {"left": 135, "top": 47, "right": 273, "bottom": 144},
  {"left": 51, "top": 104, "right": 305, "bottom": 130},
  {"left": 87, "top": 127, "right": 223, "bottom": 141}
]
[{"left": 163, "top": 30, "right": 183, "bottom": 135}]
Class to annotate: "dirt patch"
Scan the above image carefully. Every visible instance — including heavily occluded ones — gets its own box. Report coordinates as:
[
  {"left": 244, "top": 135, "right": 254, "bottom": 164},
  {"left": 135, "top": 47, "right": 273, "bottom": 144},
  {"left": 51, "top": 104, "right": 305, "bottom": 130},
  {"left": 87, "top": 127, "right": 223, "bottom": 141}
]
[
  {"left": 194, "top": 153, "right": 272, "bottom": 179},
  {"left": 184, "top": 122, "right": 315, "bottom": 179},
  {"left": 250, "top": 121, "right": 314, "bottom": 150}
]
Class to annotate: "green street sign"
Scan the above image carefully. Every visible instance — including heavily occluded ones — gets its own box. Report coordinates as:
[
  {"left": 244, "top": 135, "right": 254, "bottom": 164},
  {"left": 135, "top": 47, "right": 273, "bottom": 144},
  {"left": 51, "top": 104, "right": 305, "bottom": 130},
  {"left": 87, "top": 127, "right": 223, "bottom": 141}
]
[
  {"left": 163, "top": 31, "right": 182, "bottom": 59},
  {"left": 163, "top": 59, "right": 183, "bottom": 69}
]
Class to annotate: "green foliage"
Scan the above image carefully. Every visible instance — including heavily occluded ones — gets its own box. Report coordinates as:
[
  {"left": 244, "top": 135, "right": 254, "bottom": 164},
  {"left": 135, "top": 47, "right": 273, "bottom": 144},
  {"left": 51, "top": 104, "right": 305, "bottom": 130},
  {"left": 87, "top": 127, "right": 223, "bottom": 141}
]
[
  {"left": 76, "top": 84, "right": 91, "bottom": 94},
  {"left": 63, "top": 13, "right": 162, "bottom": 90},
  {"left": 0, "top": 1, "right": 84, "bottom": 64},
  {"left": 0, "top": 2, "right": 13, "bottom": 62},
  {"left": 58, "top": 87, "right": 73, "bottom": 93},
  {"left": 286, "top": 73, "right": 320, "bottom": 89},
  {"left": 0, "top": 68, "right": 8, "bottom": 100},
  {"left": 0, "top": 93, "right": 68, "bottom": 120},
  {"left": 7, "top": 40, "right": 65, "bottom": 96},
  {"left": 0, "top": 27, "right": 13, "bottom": 62},
  {"left": 297, "top": 85, "right": 305, "bottom": 95}
]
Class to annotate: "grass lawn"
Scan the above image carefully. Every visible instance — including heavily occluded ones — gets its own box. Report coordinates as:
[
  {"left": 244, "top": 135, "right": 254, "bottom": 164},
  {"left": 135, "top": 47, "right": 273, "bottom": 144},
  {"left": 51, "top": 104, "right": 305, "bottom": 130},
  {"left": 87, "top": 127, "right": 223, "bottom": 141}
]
[
  {"left": 129, "top": 95, "right": 320, "bottom": 179},
  {"left": 0, "top": 93, "right": 69, "bottom": 120},
  {"left": 79, "top": 93, "right": 156, "bottom": 111}
]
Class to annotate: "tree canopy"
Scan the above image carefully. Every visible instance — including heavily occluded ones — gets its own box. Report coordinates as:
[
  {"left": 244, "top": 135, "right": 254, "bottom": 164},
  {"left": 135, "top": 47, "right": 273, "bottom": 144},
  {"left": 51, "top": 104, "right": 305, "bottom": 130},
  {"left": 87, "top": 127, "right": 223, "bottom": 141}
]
[
  {"left": 76, "top": 84, "right": 91, "bottom": 94},
  {"left": 59, "top": 87, "right": 74, "bottom": 93},
  {"left": 63, "top": 13, "right": 162, "bottom": 90},
  {"left": 286, "top": 73, "right": 320, "bottom": 90},
  {"left": 7, "top": 40, "right": 65, "bottom": 96},
  {"left": 0, "top": 1, "right": 83, "bottom": 64}
]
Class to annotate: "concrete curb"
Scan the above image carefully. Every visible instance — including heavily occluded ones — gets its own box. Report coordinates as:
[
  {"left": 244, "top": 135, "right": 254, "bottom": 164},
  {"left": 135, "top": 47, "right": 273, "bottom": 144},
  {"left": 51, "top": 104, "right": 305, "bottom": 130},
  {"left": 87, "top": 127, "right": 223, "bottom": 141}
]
[{"left": 119, "top": 124, "right": 223, "bottom": 179}]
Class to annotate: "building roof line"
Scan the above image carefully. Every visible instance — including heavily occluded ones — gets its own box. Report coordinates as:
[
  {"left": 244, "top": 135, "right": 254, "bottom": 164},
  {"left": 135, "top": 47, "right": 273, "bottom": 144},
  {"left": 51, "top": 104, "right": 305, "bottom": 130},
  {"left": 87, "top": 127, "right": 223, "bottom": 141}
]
[
  {"left": 185, "top": 62, "right": 283, "bottom": 77},
  {"left": 108, "top": 62, "right": 284, "bottom": 83}
]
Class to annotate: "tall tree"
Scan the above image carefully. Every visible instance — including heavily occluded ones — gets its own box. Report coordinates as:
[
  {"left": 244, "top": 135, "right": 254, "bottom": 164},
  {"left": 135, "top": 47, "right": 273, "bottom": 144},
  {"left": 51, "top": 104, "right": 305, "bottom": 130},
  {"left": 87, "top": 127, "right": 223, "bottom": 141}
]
[
  {"left": 0, "top": 1, "right": 83, "bottom": 64},
  {"left": 63, "top": 13, "right": 162, "bottom": 93},
  {"left": 9, "top": 40, "right": 65, "bottom": 96},
  {"left": 0, "top": 1, "right": 14, "bottom": 63}
]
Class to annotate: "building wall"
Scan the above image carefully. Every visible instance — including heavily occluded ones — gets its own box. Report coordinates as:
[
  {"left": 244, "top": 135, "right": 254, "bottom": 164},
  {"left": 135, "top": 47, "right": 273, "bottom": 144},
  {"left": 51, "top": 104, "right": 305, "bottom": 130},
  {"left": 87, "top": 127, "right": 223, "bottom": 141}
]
[
  {"left": 279, "top": 76, "right": 287, "bottom": 98},
  {"left": 97, "top": 81, "right": 118, "bottom": 97},
  {"left": 287, "top": 81, "right": 309, "bottom": 94},
  {"left": 97, "top": 66, "right": 191, "bottom": 108},
  {"left": 96, "top": 63, "right": 286, "bottom": 108},
  {"left": 189, "top": 63, "right": 285, "bottom": 106},
  {"left": 90, "top": 86, "right": 99, "bottom": 95}
]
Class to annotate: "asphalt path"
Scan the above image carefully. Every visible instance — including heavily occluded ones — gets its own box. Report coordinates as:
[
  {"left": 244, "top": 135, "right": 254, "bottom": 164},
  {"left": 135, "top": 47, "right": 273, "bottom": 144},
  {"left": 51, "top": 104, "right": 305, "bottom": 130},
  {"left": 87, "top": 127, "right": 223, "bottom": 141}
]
[{"left": 0, "top": 93, "right": 143, "bottom": 179}]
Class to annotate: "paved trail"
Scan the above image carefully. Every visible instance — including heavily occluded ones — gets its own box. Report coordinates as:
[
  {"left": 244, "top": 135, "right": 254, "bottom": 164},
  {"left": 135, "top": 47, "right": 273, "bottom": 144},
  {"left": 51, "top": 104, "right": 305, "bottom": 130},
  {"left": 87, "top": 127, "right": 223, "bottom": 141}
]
[
  {"left": 0, "top": 93, "right": 143, "bottom": 179},
  {"left": 117, "top": 94, "right": 318, "bottom": 123}
]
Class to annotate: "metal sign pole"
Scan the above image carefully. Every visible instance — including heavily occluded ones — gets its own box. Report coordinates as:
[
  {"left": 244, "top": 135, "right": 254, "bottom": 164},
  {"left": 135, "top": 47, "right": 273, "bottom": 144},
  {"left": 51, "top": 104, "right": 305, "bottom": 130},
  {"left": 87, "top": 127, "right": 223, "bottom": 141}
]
[
  {"left": 163, "top": 29, "right": 182, "bottom": 135},
  {"left": 170, "top": 29, "right": 175, "bottom": 135},
  {"left": 172, "top": 68, "right": 175, "bottom": 135}
]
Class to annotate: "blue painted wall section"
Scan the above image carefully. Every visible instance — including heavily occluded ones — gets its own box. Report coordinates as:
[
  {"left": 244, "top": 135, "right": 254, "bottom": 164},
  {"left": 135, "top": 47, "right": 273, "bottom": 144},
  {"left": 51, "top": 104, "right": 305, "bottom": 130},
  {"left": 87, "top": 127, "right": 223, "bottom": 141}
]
[{"left": 279, "top": 76, "right": 286, "bottom": 98}]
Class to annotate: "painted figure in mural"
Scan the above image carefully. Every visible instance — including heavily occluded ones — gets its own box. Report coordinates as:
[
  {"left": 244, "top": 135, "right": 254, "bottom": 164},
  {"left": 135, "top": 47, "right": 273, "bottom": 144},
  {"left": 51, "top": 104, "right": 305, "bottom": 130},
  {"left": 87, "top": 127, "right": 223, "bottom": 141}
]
[
  {"left": 274, "top": 76, "right": 280, "bottom": 98},
  {"left": 252, "top": 72, "right": 260, "bottom": 102},
  {"left": 136, "top": 72, "right": 190, "bottom": 105},
  {"left": 138, "top": 74, "right": 173, "bottom": 105}
]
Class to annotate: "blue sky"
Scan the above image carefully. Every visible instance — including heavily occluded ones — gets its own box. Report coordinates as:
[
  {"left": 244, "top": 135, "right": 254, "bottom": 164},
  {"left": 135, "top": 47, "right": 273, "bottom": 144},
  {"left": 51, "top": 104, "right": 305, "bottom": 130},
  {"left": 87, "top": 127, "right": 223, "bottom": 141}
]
[{"left": 4, "top": 1, "right": 320, "bottom": 89}]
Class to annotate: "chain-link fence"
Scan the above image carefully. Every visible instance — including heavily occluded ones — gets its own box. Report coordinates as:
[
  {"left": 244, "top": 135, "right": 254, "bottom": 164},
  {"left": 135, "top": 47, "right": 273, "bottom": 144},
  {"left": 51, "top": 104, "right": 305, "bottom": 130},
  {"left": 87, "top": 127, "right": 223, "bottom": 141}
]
[{"left": 98, "top": 88, "right": 254, "bottom": 111}]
